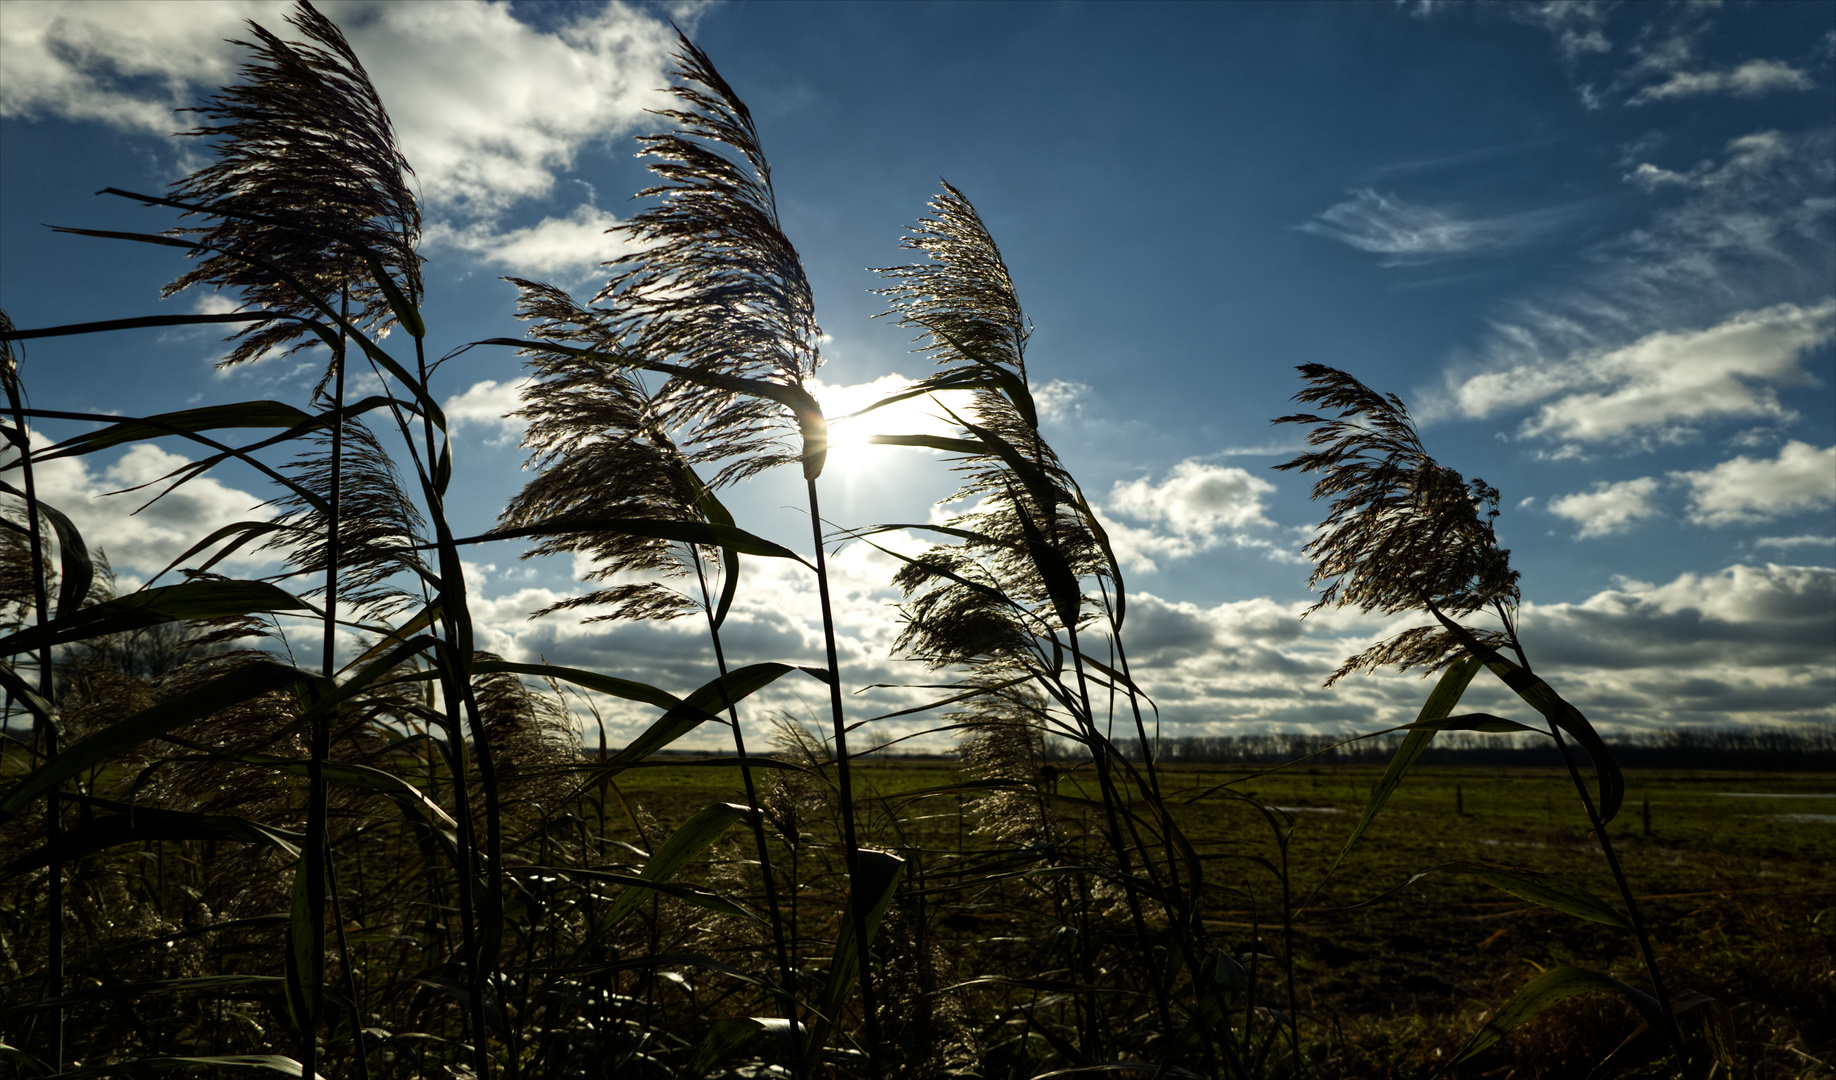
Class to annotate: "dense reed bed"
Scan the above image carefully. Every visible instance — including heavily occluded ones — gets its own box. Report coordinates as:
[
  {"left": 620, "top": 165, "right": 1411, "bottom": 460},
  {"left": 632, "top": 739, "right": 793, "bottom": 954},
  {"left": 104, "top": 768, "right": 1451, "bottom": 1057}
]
[{"left": 0, "top": 5, "right": 1812, "bottom": 1077}]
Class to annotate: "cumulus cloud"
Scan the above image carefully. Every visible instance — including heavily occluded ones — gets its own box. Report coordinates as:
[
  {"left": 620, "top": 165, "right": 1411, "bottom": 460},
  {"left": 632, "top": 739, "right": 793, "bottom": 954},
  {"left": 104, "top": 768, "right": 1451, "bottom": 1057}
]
[
  {"left": 330, "top": 1, "right": 675, "bottom": 214},
  {"left": 1547, "top": 477, "right": 1661, "bottom": 538},
  {"left": 1447, "top": 300, "right": 1833, "bottom": 447},
  {"left": 1105, "top": 564, "right": 1836, "bottom": 736},
  {"left": 0, "top": 1, "right": 677, "bottom": 265},
  {"left": 0, "top": 1, "right": 278, "bottom": 132},
  {"left": 1630, "top": 59, "right": 1815, "bottom": 105},
  {"left": 1033, "top": 380, "right": 1089, "bottom": 423},
  {"left": 4, "top": 436, "right": 275, "bottom": 585},
  {"left": 423, "top": 204, "right": 630, "bottom": 285},
  {"left": 1103, "top": 460, "right": 1278, "bottom": 572},
  {"left": 444, "top": 379, "right": 530, "bottom": 447},
  {"left": 1521, "top": 563, "right": 1834, "bottom": 669},
  {"left": 1298, "top": 190, "right": 1571, "bottom": 264},
  {"left": 1674, "top": 441, "right": 1836, "bottom": 526}
]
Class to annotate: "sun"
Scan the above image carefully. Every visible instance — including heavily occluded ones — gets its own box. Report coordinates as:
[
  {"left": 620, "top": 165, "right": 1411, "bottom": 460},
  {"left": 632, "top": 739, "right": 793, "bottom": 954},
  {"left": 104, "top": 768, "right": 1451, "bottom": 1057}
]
[{"left": 810, "top": 374, "right": 973, "bottom": 478}]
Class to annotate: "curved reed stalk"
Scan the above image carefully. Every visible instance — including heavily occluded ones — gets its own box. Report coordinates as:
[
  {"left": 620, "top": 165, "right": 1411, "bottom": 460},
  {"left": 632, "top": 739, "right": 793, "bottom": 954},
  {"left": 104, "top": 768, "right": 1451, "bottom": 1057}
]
[
  {"left": 497, "top": 278, "right": 806, "bottom": 1067},
  {"left": 0, "top": 311, "right": 65, "bottom": 1070},
  {"left": 151, "top": 3, "right": 426, "bottom": 1073},
  {"left": 874, "top": 183, "right": 1216, "bottom": 1066},
  {"left": 1277, "top": 363, "right": 1685, "bottom": 1062}
]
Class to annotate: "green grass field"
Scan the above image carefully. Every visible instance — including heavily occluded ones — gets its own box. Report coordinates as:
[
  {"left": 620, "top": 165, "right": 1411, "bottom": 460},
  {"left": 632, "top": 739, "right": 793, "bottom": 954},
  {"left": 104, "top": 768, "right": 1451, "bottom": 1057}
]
[{"left": 605, "top": 759, "right": 1836, "bottom": 1078}]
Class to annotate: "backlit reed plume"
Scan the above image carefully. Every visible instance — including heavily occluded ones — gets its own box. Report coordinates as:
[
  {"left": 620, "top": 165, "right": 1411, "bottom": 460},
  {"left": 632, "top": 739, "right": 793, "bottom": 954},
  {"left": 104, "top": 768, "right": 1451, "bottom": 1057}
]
[
  {"left": 261, "top": 414, "right": 425, "bottom": 624},
  {"left": 876, "top": 183, "right": 1109, "bottom": 668},
  {"left": 599, "top": 35, "right": 825, "bottom": 485},
  {"left": 1275, "top": 363, "right": 1520, "bottom": 685},
  {"left": 498, "top": 279, "right": 711, "bottom": 623},
  {"left": 498, "top": 272, "right": 810, "bottom": 1067},
  {"left": 162, "top": 0, "right": 420, "bottom": 373}
]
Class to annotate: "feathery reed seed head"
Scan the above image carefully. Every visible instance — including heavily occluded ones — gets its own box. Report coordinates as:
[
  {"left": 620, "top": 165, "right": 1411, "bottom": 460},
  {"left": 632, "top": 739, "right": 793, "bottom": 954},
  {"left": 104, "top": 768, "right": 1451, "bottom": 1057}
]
[
  {"left": 162, "top": 0, "right": 421, "bottom": 373},
  {"left": 1276, "top": 363, "right": 1519, "bottom": 684}
]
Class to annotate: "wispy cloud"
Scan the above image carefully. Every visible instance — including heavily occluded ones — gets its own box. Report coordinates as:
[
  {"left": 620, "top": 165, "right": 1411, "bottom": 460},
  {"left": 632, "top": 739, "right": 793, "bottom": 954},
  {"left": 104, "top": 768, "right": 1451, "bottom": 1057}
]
[
  {"left": 1299, "top": 189, "right": 1572, "bottom": 265},
  {"left": 1431, "top": 125, "right": 1835, "bottom": 444},
  {"left": 1507, "top": 1, "right": 1611, "bottom": 62},
  {"left": 1674, "top": 441, "right": 1836, "bottom": 527},
  {"left": 1450, "top": 301, "right": 1833, "bottom": 450},
  {"left": 1629, "top": 59, "right": 1816, "bottom": 105},
  {"left": 1547, "top": 477, "right": 1661, "bottom": 538}
]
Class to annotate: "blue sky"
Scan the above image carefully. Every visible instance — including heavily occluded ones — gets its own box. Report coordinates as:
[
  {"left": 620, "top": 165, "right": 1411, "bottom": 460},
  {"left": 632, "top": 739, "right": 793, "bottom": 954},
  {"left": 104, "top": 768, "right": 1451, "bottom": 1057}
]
[{"left": 2, "top": 0, "right": 1831, "bottom": 746}]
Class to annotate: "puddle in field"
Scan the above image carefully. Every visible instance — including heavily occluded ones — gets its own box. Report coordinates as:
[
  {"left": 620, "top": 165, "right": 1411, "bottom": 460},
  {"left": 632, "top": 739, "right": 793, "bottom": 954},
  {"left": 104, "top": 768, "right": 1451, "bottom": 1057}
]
[
  {"left": 1774, "top": 814, "right": 1836, "bottom": 824},
  {"left": 1273, "top": 806, "right": 1344, "bottom": 813},
  {"left": 1714, "top": 793, "right": 1836, "bottom": 798}
]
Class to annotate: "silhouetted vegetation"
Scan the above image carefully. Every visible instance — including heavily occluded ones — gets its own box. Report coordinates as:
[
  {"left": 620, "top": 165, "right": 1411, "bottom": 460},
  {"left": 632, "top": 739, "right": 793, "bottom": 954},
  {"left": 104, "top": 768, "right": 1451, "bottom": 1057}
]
[{"left": 0, "top": 6, "right": 1824, "bottom": 1079}]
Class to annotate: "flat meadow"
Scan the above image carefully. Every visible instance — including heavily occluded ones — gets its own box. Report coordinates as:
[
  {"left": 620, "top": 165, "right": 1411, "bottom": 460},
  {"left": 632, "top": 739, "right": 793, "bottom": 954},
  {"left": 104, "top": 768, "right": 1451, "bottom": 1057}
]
[{"left": 593, "top": 757, "right": 1835, "bottom": 1078}]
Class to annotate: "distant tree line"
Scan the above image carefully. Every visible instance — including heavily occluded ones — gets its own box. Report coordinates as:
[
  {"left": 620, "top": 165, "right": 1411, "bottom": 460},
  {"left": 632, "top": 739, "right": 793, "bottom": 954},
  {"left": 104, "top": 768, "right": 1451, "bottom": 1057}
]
[{"left": 1074, "top": 726, "right": 1836, "bottom": 771}]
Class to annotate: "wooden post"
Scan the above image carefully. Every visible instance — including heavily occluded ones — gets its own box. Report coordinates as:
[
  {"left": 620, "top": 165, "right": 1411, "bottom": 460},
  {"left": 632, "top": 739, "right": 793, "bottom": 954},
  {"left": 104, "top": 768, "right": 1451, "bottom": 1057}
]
[
  {"left": 1456, "top": 784, "right": 1464, "bottom": 817},
  {"left": 1642, "top": 798, "right": 1651, "bottom": 837}
]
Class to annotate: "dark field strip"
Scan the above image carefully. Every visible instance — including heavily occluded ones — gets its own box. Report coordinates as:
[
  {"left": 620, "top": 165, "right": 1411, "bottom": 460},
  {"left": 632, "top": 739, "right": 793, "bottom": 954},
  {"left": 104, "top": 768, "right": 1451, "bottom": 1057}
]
[{"left": 610, "top": 760, "right": 1835, "bottom": 1078}]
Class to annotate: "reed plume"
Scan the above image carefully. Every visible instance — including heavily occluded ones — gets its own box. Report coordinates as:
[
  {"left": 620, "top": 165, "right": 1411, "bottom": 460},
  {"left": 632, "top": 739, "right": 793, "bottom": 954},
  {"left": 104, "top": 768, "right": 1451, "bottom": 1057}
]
[
  {"left": 162, "top": 0, "right": 421, "bottom": 373},
  {"left": 1275, "top": 363, "right": 1520, "bottom": 686},
  {"left": 599, "top": 35, "right": 825, "bottom": 486}
]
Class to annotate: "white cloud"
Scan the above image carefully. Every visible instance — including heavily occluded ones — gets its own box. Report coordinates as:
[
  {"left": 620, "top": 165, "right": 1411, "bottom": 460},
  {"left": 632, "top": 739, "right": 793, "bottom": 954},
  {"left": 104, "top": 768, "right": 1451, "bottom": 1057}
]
[
  {"left": 424, "top": 204, "right": 630, "bottom": 285},
  {"left": 1101, "top": 460, "right": 1279, "bottom": 572},
  {"left": 1033, "top": 380, "right": 1090, "bottom": 422},
  {"left": 327, "top": 0, "right": 675, "bottom": 214},
  {"left": 1298, "top": 189, "right": 1571, "bottom": 264},
  {"left": 444, "top": 379, "right": 529, "bottom": 447},
  {"left": 1547, "top": 476, "right": 1661, "bottom": 538},
  {"left": 1674, "top": 441, "right": 1836, "bottom": 526},
  {"left": 1111, "top": 461, "right": 1275, "bottom": 535},
  {"left": 1448, "top": 300, "right": 1834, "bottom": 447},
  {"left": 1630, "top": 59, "right": 1815, "bottom": 105},
  {"left": 0, "top": 1, "right": 280, "bottom": 132},
  {"left": 0, "top": 1, "right": 678, "bottom": 265},
  {"left": 4, "top": 436, "right": 275, "bottom": 585}
]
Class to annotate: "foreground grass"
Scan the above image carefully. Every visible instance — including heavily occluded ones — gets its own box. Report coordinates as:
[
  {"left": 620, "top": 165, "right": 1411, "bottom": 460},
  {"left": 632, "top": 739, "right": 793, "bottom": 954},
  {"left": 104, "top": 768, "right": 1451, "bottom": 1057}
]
[{"left": 610, "top": 759, "right": 1836, "bottom": 1079}]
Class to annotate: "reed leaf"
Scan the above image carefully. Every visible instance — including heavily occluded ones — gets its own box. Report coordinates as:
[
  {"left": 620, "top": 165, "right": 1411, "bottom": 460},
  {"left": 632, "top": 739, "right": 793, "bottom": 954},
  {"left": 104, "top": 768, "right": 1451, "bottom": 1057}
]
[
  {"left": 593, "top": 801, "right": 751, "bottom": 932},
  {"left": 0, "top": 580, "right": 308, "bottom": 658},
  {"left": 4, "top": 801, "right": 302, "bottom": 873},
  {"left": 1452, "top": 966, "right": 1665, "bottom": 1065}
]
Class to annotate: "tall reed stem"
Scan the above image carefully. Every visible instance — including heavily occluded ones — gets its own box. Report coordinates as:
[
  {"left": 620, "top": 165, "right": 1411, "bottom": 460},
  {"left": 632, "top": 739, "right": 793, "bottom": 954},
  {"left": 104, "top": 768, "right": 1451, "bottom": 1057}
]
[
  {"left": 696, "top": 565, "right": 806, "bottom": 1075},
  {"left": 5, "top": 344, "right": 60, "bottom": 1070},
  {"left": 804, "top": 477, "right": 882, "bottom": 1074}
]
